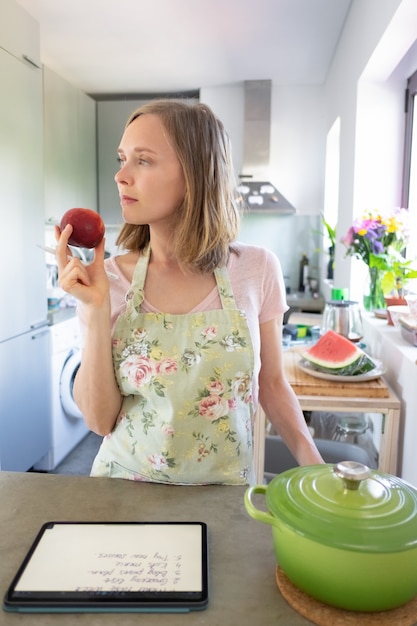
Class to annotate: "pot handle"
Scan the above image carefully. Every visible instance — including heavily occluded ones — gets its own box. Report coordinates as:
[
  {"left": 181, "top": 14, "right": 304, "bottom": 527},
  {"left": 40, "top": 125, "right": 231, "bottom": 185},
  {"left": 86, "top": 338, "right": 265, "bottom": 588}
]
[
  {"left": 244, "top": 485, "right": 276, "bottom": 526},
  {"left": 334, "top": 461, "right": 371, "bottom": 490}
]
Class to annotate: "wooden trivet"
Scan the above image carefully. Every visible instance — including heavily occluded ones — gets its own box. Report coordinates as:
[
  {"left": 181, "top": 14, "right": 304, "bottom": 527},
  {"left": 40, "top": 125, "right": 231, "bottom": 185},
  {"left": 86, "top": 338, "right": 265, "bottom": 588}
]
[{"left": 276, "top": 566, "right": 417, "bottom": 626}]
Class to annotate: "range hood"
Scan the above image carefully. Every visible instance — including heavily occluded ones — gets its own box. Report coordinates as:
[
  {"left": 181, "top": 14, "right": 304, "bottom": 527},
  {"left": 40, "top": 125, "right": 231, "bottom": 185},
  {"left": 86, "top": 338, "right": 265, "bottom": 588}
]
[{"left": 237, "top": 80, "right": 296, "bottom": 215}]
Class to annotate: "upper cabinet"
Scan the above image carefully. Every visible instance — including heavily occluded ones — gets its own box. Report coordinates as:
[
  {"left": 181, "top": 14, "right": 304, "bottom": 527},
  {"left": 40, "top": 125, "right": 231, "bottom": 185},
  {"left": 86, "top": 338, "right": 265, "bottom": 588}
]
[
  {"left": 43, "top": 66, "right": 97, "bottom": 223},
  {"left": 0, "top": 0, "right": 40, "bottom": 66},
  {"left": 0, "top": 0, "right": 46, "bottom": 340},
  {"left": 96, "top": 99, "right": 149, "bottom": 225}
]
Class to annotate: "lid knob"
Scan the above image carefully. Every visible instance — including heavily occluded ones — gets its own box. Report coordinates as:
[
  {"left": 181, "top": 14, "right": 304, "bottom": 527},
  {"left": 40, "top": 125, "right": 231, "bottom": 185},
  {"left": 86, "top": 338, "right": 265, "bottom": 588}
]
[{"left": 333, "top": 461, "right": 371, "bottom": 490}]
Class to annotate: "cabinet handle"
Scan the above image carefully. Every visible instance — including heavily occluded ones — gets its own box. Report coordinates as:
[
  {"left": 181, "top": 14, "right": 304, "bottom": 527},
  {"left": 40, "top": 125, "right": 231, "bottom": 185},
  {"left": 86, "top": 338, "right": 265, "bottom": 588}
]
[
  {"left": 31, "top": 329, "right": 50, "bottom": 340},
  {"left": 22, "top": 54, "right": 41, "bottom": 69},
  {"left": 30, "top": 320, "right": 49, "bottom": 330}
]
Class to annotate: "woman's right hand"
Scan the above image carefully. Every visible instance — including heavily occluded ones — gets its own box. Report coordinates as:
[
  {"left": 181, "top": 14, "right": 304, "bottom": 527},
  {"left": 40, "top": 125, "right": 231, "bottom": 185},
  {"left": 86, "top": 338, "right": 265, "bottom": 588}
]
[
  {"left": 55, "top": 224, "right": 122, "bottom": 434},
  {"left": 55, "top": 224, "right": 110, "bottom": 308}
]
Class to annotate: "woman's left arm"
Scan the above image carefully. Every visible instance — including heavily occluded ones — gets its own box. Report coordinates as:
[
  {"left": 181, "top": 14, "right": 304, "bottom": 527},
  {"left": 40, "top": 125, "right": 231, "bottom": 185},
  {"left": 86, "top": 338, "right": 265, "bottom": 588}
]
[{"left": 258, "top": 316, "right": 325, "bottom": 466}]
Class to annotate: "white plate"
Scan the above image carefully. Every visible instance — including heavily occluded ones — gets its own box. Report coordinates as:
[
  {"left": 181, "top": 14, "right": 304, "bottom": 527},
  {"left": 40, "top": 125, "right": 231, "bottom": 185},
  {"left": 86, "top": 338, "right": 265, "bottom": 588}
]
[{"left": 297, "top": 358, "right": 386, "bottom": 382}]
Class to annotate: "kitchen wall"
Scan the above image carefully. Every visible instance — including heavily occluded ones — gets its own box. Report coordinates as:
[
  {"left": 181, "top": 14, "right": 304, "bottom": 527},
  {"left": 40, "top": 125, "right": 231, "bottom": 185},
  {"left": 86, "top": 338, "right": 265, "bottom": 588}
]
[
  {"left": 324, "top": 0, "right": 417, "bottom": 300},
  {"left": 200, "top": 83, "right": 325, "bottom": 292},
  {"left": 238, "top": 213, "right": 321, "bottom": 294},
  {"left": 200, "top": 83, "right": 326, "bottom": 218},
  {"left": 323, "top": 0, "right": 417, "bottom": 485}
]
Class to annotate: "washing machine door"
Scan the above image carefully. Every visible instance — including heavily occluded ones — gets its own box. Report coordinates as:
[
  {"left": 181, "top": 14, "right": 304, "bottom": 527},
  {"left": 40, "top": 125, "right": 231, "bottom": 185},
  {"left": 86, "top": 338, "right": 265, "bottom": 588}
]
[{"left": 60, "top": 349, "right": 83, "bottom": 419}]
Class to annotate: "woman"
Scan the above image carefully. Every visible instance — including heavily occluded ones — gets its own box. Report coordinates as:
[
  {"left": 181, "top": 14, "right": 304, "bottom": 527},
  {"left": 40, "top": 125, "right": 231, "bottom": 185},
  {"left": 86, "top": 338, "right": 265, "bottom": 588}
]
[{"left": 56, "top": 99, "right": 323, "bottom": 484}]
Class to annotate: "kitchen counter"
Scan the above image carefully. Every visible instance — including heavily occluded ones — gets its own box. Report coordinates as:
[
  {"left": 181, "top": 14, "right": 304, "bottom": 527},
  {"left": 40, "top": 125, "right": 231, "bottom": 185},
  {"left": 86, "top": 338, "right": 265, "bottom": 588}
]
[
  {"left": 286, "top": 293, "right": 325, "bottom": 312},
  {"left": 0, "top": 472, "right": 312, "bottom": 625},
  {"left": 47, "top": 305, "right": 77, "bottom": 326}
]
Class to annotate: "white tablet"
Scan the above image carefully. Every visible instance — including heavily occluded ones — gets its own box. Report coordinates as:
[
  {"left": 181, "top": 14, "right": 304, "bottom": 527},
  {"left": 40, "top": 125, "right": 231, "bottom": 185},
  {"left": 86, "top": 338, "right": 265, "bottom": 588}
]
[{"left": 4, "top": 521, "right": 208, "bottom": 613}]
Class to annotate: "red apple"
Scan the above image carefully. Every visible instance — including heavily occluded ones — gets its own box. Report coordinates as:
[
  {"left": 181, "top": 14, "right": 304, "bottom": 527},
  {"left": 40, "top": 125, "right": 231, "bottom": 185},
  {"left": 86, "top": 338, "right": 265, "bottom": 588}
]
[{"left": 60, "top": 208, "right": 105, "bottom": 248}]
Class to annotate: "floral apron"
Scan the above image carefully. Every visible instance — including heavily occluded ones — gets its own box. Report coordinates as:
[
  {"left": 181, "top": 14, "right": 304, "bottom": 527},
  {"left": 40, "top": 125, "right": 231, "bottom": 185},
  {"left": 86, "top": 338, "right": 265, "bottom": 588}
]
[{"left": 90, "top": 247, "right": 255, "bottom": 485}]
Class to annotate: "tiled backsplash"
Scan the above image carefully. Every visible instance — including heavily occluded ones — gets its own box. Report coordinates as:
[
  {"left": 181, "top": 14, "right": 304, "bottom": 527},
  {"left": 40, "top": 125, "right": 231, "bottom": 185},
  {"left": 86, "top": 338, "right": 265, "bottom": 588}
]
[{"left": 238, "top": 213, "right": 321, "bottom": 293}]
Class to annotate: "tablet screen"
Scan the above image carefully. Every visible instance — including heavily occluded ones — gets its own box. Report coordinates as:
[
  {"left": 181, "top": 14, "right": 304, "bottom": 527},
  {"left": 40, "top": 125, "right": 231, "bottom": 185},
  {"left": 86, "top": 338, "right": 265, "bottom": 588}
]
[{"left": 4, "top": 522, "right": 208, "bottom": 613}]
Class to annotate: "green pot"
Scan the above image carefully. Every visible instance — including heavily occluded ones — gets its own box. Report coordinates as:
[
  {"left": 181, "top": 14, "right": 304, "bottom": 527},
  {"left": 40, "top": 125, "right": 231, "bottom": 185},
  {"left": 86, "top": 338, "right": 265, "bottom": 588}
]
[{"left": 244, "top": 462, "right": 417, "bottom": 612}]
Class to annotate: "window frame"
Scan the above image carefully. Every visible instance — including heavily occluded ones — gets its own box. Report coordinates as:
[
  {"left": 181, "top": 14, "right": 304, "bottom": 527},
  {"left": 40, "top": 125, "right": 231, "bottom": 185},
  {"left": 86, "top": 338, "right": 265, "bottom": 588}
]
[{"left": 402, "top": 69, "right": 417, "bottom": 207}]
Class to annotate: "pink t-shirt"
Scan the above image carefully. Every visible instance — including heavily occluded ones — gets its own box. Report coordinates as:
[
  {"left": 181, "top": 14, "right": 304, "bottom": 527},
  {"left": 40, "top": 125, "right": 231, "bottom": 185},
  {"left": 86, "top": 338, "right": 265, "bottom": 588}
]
[{"left": 77, "top": 242, "right": 288, "bottom": 408}]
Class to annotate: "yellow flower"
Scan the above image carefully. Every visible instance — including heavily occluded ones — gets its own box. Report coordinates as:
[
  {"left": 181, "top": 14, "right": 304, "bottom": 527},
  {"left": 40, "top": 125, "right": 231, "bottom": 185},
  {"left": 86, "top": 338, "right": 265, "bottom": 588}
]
[
  {"left": 150, "top": 347, "right": 163, "bottom": 360},
  {"left": 191, "top": 314, "right": 206, "bottom": 329}
]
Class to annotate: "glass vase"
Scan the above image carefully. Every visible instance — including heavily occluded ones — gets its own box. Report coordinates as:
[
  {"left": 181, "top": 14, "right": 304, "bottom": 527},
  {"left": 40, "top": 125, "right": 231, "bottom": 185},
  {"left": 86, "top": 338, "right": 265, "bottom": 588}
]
[{"left": 363, "top": 266, "right": 385, "bottom": 312}]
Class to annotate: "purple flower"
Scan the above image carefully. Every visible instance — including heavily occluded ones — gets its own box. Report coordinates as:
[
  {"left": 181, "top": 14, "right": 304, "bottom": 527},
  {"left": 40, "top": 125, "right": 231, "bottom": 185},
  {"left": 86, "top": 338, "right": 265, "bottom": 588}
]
[
  {"left": 371, "top": 239, "right": 384, "bottom": 254},
  {"left": 341, "top": 208, "right": 411, "bottom": 268}
]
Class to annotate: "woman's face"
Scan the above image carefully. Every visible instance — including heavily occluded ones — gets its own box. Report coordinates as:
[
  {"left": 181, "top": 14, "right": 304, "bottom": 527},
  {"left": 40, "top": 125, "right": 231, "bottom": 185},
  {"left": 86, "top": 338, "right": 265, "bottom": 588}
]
[{"left": 115, "top": 113, "right": 186, "bottom": 227}]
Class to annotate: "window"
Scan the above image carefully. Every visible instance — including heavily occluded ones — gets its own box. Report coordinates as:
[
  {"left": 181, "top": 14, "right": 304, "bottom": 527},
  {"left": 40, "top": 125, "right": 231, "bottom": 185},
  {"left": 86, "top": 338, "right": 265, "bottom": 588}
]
[
  {"left": 323, "top": 117, "right": 340, "bottom": 240},
  {"left": 402, "top": 69, "right": 417, "bottom": 263}
]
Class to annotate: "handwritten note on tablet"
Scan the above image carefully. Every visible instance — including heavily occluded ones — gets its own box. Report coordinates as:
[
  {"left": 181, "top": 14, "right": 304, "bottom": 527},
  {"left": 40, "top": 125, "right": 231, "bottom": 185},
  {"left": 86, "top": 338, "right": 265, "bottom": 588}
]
[{"left": 14, "top": 523, "right": 203, "bottom": 593}]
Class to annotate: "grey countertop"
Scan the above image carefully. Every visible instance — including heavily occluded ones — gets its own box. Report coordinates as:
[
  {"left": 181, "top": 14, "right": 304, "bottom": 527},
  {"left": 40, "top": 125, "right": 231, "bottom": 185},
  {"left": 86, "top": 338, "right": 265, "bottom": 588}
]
[
  {"left": 0, "top": 472, "right": 312, "bottom": 625},
  {"left": 47, "top": 306, "right": 77, "bottom": 326},
  {"left": 286, "top": 293, "right": 325, "bottom": 312}
]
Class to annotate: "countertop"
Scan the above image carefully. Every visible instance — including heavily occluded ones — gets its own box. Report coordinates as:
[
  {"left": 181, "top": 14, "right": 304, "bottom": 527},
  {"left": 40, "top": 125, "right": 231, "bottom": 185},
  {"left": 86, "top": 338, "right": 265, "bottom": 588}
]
[
  {"left": 286, "top": 293, "right": 325, "bottom": 312},
  {"left": 0, "top": 472, "right": 312, "bottom": 625},
  {"left": 47, "top": 306, "right": 77, "bottom": 326}
]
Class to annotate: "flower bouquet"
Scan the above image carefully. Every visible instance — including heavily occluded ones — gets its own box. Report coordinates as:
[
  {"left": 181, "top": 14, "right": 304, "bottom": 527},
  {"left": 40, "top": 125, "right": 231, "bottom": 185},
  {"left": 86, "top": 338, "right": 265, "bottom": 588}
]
[{"left": 341, "top": 208, "right": 417, "bottom": 311}]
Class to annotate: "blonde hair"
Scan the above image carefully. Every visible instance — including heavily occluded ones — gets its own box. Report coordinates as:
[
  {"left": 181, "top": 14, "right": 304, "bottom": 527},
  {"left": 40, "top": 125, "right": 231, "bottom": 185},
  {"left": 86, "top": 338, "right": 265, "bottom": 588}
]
[{"left": 116, "top": 99, "right": 240, "bottom": 272}]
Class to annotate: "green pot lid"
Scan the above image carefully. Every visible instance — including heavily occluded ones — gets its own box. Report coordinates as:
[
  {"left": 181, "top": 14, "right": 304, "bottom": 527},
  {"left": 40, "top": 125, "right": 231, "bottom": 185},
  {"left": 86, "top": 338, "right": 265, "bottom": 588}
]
[{"left": 266, "top": 462, "right": 417, "bottom": 553}]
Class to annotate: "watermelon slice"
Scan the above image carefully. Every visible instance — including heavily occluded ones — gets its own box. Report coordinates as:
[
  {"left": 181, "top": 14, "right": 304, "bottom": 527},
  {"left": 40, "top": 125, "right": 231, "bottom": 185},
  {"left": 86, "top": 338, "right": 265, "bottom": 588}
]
[{"left": 300, "top": 330, "right": 376, "bottom": 376}]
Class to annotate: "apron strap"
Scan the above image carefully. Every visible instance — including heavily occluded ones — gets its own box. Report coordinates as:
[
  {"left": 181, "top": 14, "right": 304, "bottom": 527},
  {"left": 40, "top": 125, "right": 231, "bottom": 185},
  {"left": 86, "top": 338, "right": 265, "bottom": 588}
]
[
  {"left": 124, "top": 247, "right": 150, "bottom": 315},
  {"left": 125, "top": 246, "right": 238, "bottom": 314},
  {"left": 214, "top": 265, "right": 238, "bottom": 310}
]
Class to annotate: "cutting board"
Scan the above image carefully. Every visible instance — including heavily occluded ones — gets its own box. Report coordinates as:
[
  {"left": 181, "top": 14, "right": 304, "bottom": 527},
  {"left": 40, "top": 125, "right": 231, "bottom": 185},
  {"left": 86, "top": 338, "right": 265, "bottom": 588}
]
[{"left": 284, "top": 348, "right": 389, "bottom": 398}]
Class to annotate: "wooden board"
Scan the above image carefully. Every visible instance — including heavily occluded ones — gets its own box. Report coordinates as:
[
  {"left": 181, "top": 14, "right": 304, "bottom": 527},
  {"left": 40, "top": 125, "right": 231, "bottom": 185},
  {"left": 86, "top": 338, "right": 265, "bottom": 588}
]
[{"left": 284, "top": 348, "right": 389, "bottom": 398}]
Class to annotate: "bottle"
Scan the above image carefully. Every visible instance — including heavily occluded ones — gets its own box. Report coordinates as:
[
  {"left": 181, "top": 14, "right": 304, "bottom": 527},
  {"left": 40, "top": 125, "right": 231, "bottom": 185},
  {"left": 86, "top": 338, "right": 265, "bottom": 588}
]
[
  {"left": 327, "top": 245, "right": 335, "bottom": 279},
  {"left": 299, "top": 254, "right": 309, "bottom": 292}
]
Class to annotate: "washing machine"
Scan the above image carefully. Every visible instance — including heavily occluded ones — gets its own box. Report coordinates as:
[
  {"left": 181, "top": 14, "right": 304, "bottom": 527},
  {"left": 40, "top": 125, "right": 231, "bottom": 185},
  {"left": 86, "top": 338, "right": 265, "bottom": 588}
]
[{"left": 34, "top": 315, "right": 89, "bottom": 471}]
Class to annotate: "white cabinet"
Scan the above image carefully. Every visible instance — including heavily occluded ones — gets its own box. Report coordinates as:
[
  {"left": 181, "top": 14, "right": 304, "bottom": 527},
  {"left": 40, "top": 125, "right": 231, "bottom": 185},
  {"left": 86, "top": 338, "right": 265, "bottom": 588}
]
[
  {"left": 0, "top": 329, "right": 52, "bottom": 471},
  {"left": 0, "top": 0, "right": 51, "bottom": 471},
  {"left": 43, "top": 66, "right": 97, "bottom": 223},
  {"left": 0, "top": 23, "right": 46, "bottom": 341},
  {"left": 0, "top": 0, "right": 40, "bottom": 66}
]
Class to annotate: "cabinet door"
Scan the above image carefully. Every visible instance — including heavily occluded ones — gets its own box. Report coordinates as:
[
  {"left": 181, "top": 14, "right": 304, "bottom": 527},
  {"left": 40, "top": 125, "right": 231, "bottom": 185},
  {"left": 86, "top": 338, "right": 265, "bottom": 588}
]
[
  {"left": 97, "top": 99, "right": 150, "bottom": 224},
  {"left": 0, "top": 329, "right": 52, "bottom": 471},
  {"left": 0, "top": 0, "right": 40, "bottom": 65},
  {"left": 0, "top": 49, "right": 46, "bottom": 341},
  {"left": 43, "top": 66, "right": 97, "bottom": 223}
]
